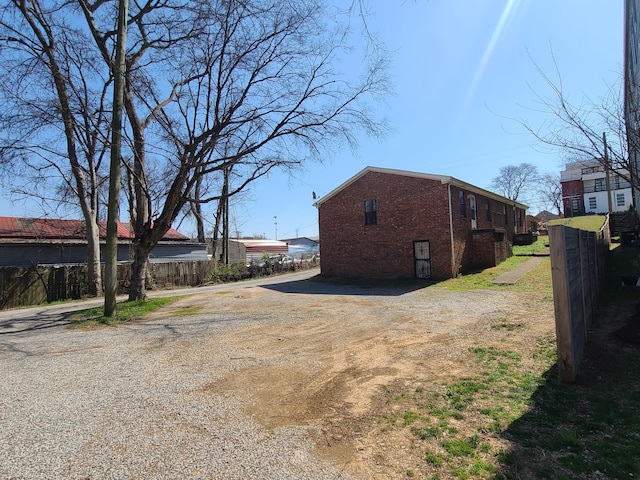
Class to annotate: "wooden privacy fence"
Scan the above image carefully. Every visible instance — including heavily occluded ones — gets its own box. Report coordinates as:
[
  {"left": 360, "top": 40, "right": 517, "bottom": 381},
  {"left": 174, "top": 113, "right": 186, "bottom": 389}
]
[
  {"left": 0, "top": 261, "right": 214, "bottom": 310},
  {"left": 549, "top": 218, "right": 610, "bottom": 382}
]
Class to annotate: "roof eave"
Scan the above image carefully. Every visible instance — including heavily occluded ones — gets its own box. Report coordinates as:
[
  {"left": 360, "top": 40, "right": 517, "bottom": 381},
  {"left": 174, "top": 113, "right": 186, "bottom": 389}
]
[{"left": 314, "top": 166, "right": 528, "bottom": 210}]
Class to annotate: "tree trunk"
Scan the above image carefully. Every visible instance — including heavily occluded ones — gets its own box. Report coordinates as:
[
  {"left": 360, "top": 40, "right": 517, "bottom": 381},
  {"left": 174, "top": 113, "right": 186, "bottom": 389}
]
[
  {"left": 85, "top": 219, "right": 102, "bottom": 296},
  {"left": 104, "top": 0, "right": 128, "bottom": 317},
  {"left": 194, "top": 202, "right": 205, "bottom": 243},
  {"left": 192, "top": 175, "right": 205, "bottom": 243},
  {"left": 222, "top": 165, "right": 230, "bottom": 265},
  {"left": 213, "top": 198, "right": 223, "bottom": 263},
  {"left": 128, "top": 241, "right": 151, "bottom": 301}
]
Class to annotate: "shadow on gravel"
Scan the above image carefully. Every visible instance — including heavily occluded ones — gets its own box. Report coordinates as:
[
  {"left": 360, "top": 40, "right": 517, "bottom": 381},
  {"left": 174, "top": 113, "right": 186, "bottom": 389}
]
[
  {"left": 0, "top": 313, "right": 73, "bottom": 335},
  {"left": 262, "top": 276, "right": 438, "bottom": 296}
]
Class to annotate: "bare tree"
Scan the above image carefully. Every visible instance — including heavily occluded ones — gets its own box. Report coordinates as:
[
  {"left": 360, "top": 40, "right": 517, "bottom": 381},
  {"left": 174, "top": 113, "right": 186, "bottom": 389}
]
[
  {"left": 490, "top": 163, "right": 540, "bottom": 204},
  {"left": 518, "top": 57, "right": 632, "bottom": 186},
  {"left": 538, "top": 172, "right": 563, "bottom": 215},
  {"left": 76, "top": 0, "right": 388, "bottom": 301},
  {"left": 0, "top": 0, "right": 111, "bottom": 297}
]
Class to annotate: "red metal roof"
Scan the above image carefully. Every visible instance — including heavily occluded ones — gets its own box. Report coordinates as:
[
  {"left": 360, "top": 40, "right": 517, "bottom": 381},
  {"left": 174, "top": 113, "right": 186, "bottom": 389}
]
[{"left": 0, "top": 217, "right": 189, "bottom": 241}]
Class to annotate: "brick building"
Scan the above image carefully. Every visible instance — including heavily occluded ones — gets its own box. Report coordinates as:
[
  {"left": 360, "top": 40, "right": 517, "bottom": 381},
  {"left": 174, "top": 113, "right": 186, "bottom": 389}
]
[
  {"left": 316, "top": 167, "right": 528, "bottom": 280},
  {"left": 560, "top": 160, "right": 633, "bottom": 217}
]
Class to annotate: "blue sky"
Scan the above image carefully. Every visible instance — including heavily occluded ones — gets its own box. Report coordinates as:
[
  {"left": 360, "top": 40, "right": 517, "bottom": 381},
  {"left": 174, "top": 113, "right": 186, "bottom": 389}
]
[
  {"left": 226, "top": 0, "right": 624, "bottom": 240},
  {"left": 0, "top": 1, "right": 624, "bottom": 240}
]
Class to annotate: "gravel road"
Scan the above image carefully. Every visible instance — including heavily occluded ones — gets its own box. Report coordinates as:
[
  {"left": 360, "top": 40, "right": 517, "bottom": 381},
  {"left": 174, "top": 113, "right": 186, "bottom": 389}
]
[
  {"left": 0, "top": 268, "right": 551, "bottom": 479},
  {"left": 0, "top": 269, "right": 321, "bottom": 334},
  {"left": 1, "top": 269, "right": 352, "bottom": 479}
]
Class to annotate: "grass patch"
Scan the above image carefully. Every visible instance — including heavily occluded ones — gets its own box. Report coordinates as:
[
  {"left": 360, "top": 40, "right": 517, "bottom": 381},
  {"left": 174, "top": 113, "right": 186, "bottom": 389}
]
[
  {"left": 547, "top": 215, "right": 607, "bottom": 231},
  {"left": 68, "top": 296, "right": 180, "bottom": 328},
  {"left": 490, "top": 317, "right": 522, "bottom": 331},
  {"left": 511, "top": 235, "right": 548, "bottom": 256},
  {"left": 441, "top": 436, "right": 478, "bottom": 457},
  {"left": 442, "top": 237, "right": 552, "bottom": 294},
  {"left": 378, "top": 343, "right": 553, "bottom": 478}
]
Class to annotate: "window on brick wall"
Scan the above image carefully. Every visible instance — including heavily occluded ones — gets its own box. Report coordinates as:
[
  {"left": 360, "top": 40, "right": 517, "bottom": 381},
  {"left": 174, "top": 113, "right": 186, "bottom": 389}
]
[
  {"left": 364, "top": 199, "right": 377, "bottom": 225},
  {"left": 503, "top": 205, "right": 508, "bottom": 225},
  {"left": 486, "top": 200, "right": 491, "bottom": 221},
  {"left": 459, "top": 191, "right": 466, "bottom": 217},
  {"left": 571, "top": 197, "right": 581, "bottom": 215}
]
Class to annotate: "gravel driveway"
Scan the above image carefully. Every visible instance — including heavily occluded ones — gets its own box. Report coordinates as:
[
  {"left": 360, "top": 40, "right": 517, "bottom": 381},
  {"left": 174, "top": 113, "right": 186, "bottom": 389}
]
[{"left": 0, "top": 268, "right": 553, "bottom": 479}]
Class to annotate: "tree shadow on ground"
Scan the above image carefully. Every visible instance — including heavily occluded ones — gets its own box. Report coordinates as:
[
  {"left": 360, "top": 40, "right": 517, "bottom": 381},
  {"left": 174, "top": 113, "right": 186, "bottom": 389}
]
[
  {"left": 0, "top": 310, "right": 75, "bottom": 335},
  {"left": 496, "top": 301, "right": 640, "bottom": 479}
]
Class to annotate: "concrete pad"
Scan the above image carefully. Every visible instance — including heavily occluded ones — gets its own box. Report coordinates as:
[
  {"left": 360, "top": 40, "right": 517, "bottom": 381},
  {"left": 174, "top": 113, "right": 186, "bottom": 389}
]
[{"left": 492, "top": 256, "right": 545, "bottom": 285}]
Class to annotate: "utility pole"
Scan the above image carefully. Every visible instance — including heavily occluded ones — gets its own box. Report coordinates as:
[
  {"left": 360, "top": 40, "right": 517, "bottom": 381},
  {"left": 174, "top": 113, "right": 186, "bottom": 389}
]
[
  {"left": 274, "top": 216, "right": 278, "bottom": 240},
  {"left": 104, "top": 0, "right": 128, "bottom": 317},
  {"left": 222, "top": 165, "right": 229, "bottom": 264}
]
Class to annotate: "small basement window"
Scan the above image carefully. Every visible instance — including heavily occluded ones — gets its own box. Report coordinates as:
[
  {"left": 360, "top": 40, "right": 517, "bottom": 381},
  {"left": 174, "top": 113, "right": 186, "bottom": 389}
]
[{"left": 364, "top": 199, "right": 377, "bottom": 225}]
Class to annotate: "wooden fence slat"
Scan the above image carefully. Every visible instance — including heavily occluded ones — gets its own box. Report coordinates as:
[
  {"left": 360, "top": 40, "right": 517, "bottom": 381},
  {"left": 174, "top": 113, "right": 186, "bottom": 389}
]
[{"left": 549, "top": 219, "right": 609, "bottom": 382}]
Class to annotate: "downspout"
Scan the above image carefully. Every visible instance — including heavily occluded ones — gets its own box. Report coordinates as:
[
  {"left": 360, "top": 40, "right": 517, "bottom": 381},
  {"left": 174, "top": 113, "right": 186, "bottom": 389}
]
[{"left": 447, "top": 183, "right": 456, "bottom": 277}]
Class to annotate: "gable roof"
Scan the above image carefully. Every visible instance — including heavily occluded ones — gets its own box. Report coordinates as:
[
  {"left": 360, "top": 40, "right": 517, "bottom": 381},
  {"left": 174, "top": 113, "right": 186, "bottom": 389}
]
[
  {"left": 0, "top": 217, "right": 189, "bottom": 241},
  {"left": 534, "top": 210, "right": 561, "bottom": 222},
  {"left": 281, "top": 236, "right": 319, "bottom": 244},
  {"left": 314, "top": 166, "right": 528, "bottom": 210},
  {"left": 230, "top": 238, "right": 288, "bottom": 253}
]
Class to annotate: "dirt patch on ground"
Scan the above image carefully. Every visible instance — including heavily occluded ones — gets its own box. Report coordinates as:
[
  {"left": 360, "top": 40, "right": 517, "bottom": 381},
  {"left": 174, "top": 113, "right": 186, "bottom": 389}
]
[{"left": 151, "top": 279, "right": 555, "bottom": 478}]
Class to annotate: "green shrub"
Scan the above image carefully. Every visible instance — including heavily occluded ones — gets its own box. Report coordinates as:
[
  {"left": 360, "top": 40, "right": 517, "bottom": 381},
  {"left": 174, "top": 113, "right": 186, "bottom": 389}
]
[{"left": 211, "top": 262, "right": 249, "bottom": 283}]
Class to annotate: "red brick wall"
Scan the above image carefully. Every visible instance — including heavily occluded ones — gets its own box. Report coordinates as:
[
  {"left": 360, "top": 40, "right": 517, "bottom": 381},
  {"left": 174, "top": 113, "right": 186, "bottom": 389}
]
[
  {"left": 319, "top": 171, "right": 524, "bottom": 280},
  {"left": 466, "top": 229, "right": 512, "bottom": 271},
  {"left": 561, "top": 179, "right": 584, "bottom": 216},
  {"left": 448, "top": 187, "right": 519, "bottom": 274}
]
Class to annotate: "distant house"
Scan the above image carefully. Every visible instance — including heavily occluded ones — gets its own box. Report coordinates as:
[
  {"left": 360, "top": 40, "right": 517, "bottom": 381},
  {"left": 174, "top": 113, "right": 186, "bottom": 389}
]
[
  {"left": 219, "top": 239, "right": 289, "bottom": 265},
  {"left": 535, "top": 210, "right": 561, "bottom": 223},
  {"left": 560, "top": 160, "right": 633, "bottom": 216},
  {"left": 532, "top": 210, "right": 561, "bottom": 235},
  {"left": 0, "top": 217, "right": 207, "bottom": 267},
  {"left": 316, "top": 166, "right": 528, "bottom": 280},
  {"left": 282, "top": 236, "right": 319, "bottom": 257}
]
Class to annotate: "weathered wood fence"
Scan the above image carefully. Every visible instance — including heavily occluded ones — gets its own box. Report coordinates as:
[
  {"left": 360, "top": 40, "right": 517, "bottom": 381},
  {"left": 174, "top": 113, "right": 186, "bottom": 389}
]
[
  {"left": 0, "top": 261, "right": 214, "bottom": 310},
  {"left": 549, "top": 217, "right": 610, "bottom": 382}
]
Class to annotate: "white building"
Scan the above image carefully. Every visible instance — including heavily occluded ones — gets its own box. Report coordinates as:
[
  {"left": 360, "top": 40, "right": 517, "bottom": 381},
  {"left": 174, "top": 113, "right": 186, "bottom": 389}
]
[{"left": 560, "top": 160, "right": 633, "bottom": 216}]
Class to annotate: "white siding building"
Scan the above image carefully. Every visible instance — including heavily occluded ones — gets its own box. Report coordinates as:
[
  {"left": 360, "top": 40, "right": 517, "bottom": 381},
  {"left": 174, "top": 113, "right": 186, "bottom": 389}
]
[{"left": 560, "top": 160, "right": 633, "bottom": 216}]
